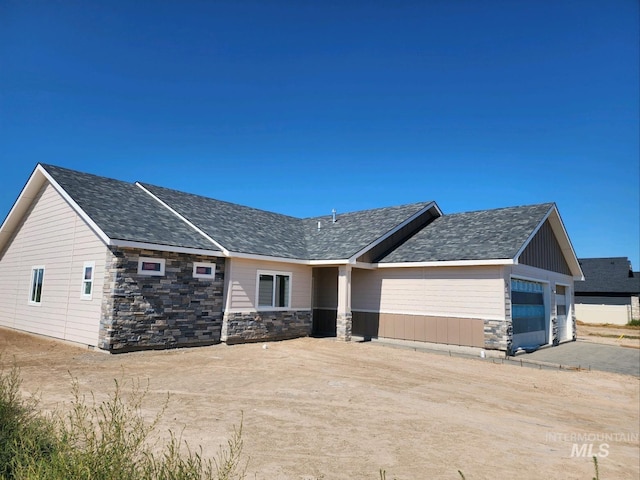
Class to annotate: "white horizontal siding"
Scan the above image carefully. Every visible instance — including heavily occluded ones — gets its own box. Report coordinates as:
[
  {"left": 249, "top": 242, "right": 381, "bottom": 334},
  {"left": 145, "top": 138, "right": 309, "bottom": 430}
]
[
  {"left": 0, "top": 183, "right": 108, "bottom": 346},
  {"left": 227, "top": 258, "right": 312, "bottom": 312},
  {"left": 352, "top": 265, "right": 505, "bottom": 320}
]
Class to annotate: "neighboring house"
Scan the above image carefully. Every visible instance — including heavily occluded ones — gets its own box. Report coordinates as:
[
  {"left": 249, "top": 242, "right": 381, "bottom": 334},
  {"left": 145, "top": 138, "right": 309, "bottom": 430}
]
[
  {"left": 575, "top": 257, "right": 640, "bottom": 324},
  {"left": 0, "top": 164, "right": 584, "bottom": 354}
]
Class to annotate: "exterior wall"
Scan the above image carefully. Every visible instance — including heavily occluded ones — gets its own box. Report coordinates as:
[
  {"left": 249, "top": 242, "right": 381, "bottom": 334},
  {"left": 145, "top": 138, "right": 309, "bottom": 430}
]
[
  {"left": 100, "top": 248, "right": 224, "bottom": 352},
  {"left": 352, "top": 311, "right": 484, "bottom": 347},
  {"left": 505, "top": 264, "right": 576, "bottom": 352},
  {"left": 312, "top": 267, "right": 338, "bottom": 335},
  {"left": 222, "top": 310, "right": 312, "bottom": 344},
  {"left": 221, "top": 257, "right": 313, "bottom": 343},
  {"left": 575, "top": 304, "right": 631, "bottom": 325},
  {"left": 0, "top": 183, "right": 107, "bottom": 346},
  {"left": 519, "top": 220, "right": 572, "bottom": 275},
  {"left": 351, "top": 266, "right": 505, "bottom": 349},
  {"left": 352, "top": 266, "right": 505, "bottom": 319},
  {"left": 226, "top": 257, "right": 312, "bottom": 311}
]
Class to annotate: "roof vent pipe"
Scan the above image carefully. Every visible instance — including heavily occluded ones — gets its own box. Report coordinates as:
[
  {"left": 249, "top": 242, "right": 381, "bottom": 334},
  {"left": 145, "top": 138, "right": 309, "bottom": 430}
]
[
  {"left": 317, "top": 221, "right": 321, "bottom": 231},
  {"left": 332, "top": 208, "right": 336, "bottom": 224}
]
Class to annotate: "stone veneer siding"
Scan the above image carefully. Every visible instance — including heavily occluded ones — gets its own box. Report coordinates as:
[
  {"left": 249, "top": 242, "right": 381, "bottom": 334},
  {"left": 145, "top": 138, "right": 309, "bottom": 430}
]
[
  {"left": 221, "top": 310, "right": 312, "bottom": 344},
  {"left": 483, "top": 279, "right": 513, "bottom": 353},
  {"left": 99, "top": 248, "right": 224, "bottom": 352}
]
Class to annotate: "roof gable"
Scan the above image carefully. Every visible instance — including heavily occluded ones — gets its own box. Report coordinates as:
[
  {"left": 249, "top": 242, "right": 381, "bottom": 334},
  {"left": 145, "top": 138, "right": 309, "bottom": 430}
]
[
  {"left": 379, "top": 203, "right": 555, "bottom": 263},
  {"left": 40, "top": 165, "right": 216, "bottom": 250}
]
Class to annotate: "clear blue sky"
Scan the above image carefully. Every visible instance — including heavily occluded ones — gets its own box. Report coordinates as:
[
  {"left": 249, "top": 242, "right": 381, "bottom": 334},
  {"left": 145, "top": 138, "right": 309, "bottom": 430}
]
[{"left": 1, "top": 1, "right": 638, "bottom": 268}]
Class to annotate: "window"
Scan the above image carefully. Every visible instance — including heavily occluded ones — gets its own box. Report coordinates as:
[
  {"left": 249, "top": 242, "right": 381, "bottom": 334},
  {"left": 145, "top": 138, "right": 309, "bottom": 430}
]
[
  {"left": 29, "top": 267, "right": 45, "bottom": 304},
  {"left": 81, "top": 261, "right": 95, "bottom": 299},
  {"left": 137, "top": 257, "right": 165, "bottom": 276},
  {"left": 193, "top": 261, "right": 216, "bottom": 279},
  {"left": 257, "top": 271, "right": 291, "bottom": 309}
]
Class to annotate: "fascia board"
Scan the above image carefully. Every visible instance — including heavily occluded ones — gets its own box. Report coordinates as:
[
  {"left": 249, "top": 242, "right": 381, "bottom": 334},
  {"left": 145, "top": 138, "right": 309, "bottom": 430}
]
[
  {"left": 347, "top": 201, "right": 442, "bottom": 263},
  {"left": 228, "top": 250, "right": 315, "bottom": 265},
  {"left": 377, "top": 259, "right": 514, "bottom": 268},
  {"left": 135, "top": 182, "right": 230, "bottom": 255},
  {"left": 110, "top": 239, "right": 225, "bottom": 257}
]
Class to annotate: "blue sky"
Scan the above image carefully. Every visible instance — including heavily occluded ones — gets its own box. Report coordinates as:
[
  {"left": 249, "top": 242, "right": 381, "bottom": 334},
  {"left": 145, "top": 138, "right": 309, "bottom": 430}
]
[{"left": 1, "top": 1, "right": 638, "bottom": 268}]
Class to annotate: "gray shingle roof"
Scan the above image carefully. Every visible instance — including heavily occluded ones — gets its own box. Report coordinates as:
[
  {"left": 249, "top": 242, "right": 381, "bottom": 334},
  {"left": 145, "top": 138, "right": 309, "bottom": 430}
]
[
  {"left": 303, "top": 202, "right": 434, "bottom": 260},
  {"left": 138, "top": 183, "right": 309, "bottom": 259},
  {"left": 38, "top": 165, "right": 566, "bottom": 266},
  {"left": 378, "top": 203, "right": 554, "bottom": 262},
  {"left": 41, "top": 165, "right": 215, "bottom": 250},
  {"left": 575, "top": 257, "right": 640, "bottom": 294},
  {"left": 140, "top": 183, "right": 433, "bottom": 260}
]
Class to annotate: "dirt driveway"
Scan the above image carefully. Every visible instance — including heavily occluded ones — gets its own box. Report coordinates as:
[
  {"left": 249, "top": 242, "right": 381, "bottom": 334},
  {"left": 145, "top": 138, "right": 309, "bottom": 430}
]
[{"left": 1, "top": 328, "right": 638, "bottom": 480}]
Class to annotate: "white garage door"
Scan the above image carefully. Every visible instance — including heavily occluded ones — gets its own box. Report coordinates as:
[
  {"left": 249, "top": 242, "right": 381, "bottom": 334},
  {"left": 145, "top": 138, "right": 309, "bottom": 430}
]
[{"left": 555, "top": 285, "right": 569, "bottom": 343}]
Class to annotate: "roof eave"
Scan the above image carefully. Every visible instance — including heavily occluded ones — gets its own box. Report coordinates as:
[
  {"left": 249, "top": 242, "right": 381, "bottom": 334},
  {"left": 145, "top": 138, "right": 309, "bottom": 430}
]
[
  {"left": 109, "top": 239, "right": 225, "bottom": 257},
  {"left": 376, "top": 259, "right": 515, "bottom": 268}
]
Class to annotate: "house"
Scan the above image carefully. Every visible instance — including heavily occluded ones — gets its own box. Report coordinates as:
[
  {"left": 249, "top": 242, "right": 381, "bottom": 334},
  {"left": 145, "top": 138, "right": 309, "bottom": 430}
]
[
  {"left": 574, "top": 257, "right": 640, "bottom": 325},
  {"left": 0, "top": 164, "right": 584, "bottom": 354}
]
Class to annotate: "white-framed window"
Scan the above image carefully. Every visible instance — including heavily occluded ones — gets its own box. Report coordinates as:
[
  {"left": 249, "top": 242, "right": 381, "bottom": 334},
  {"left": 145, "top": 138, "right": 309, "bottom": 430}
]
[
  {"left": 137, "top": 257, "right": 165, "bottom": 276},
  {"left": 81, "top": 261, "right": 95, "bottom": 300},
  {"left": 256, "top": 270, "right": 291, "bottom": 309},
  {"left": 193, "top": 261, "right": 216, "bottom": 279},
  {"left": 29, "top": 266, "right": 45, "bottom": 304}
]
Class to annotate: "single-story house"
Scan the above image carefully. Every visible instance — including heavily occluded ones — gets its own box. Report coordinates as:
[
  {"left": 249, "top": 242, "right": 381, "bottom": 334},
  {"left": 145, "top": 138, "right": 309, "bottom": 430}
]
[
  {"left": 0, "top": 164, "right": 584, "bottom": 354},
  {"left": 574, "top": 257, "right": 640, "bottom": 324}
]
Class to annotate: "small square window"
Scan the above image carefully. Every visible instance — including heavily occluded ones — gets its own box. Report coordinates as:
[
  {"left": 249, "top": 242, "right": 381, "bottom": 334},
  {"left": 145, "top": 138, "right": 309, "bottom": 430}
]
[
  {"left": 81, "top": 261, "right": 95, "bottom": 300},
  {"left": 193, "top": 262, "right": 215, "bottom": 279},
  {"left": 137, "top": 257, "right": 165, "bottom": 276}
]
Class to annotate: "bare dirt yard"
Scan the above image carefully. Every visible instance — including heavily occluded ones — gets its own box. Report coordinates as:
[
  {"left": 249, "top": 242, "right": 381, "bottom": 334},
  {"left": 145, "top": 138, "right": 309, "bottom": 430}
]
[{"left": 1, "top": 327, "right": 638, "bottom": 480}]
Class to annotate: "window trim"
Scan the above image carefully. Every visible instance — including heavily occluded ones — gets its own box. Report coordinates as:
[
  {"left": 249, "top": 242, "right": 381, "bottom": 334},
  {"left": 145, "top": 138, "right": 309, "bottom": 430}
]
[
  {"left": 29, "top": 266, "right": 45, "bottom": 305},
  {"left": 193, "top": 261, "right": 216, "bottom": 279},
  {"left": 256, "top": 270, "right": 292, "bottom": 310},
  {"left": 81, "top": 261, "right": 95, "bottom": 300},
  {"left": 137, "top": 257, "right": 165, "bottom": 276}
]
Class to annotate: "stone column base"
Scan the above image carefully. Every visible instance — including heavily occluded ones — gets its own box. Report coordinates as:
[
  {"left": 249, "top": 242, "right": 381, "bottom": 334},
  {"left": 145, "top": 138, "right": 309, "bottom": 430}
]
[{"left": 336, "top": 312, "right": 352, "bottom": 342}]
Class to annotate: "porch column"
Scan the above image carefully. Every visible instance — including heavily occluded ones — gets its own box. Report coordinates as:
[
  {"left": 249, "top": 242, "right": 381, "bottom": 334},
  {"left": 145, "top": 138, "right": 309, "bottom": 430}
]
[{"left": 336, "top": 264, "right": 352, "bottom": 341}]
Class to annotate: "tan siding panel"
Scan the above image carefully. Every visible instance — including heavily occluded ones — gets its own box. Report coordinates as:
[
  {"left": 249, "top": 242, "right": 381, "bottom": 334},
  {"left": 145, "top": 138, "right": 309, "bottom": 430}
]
[
  {"left": 228, "top": 258, "right": 311, "bottom": 311},
  {"left": 352, "top": 266, "right": 504, "bottom": 319},
  {"left": 0, "top": 183, "right": 107, "bottom": 346}
]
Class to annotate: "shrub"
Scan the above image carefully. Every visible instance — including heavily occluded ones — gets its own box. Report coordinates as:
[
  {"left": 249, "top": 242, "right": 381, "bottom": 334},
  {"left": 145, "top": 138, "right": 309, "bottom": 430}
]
[{"left": 0, "top": 358, "right": 246, "bottom": 480}]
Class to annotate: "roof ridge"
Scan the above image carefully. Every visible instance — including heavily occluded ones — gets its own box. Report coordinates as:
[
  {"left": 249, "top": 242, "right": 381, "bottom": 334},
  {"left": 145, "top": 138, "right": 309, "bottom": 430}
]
[
  {"left": 303, "top": 200, "right": 434, "bottom": 221},
  {"left": 443, "top": 202, "right": 554, "bottom": 217},
  {"left": 138, "top": 181, "right": 307, "bottom": 221}
]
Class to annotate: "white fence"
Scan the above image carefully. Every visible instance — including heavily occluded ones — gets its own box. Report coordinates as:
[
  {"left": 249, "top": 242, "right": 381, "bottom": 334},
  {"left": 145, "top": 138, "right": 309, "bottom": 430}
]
[{"left": 575, "top": 304, "right": 631, "bottom": 325}]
